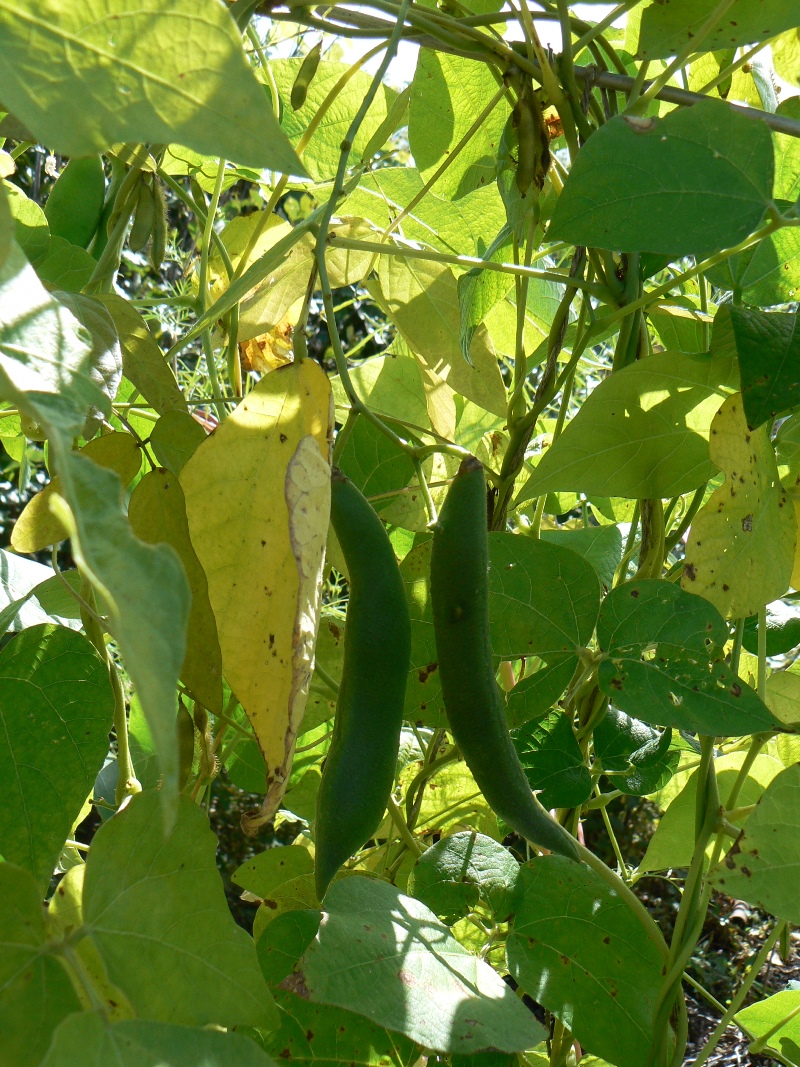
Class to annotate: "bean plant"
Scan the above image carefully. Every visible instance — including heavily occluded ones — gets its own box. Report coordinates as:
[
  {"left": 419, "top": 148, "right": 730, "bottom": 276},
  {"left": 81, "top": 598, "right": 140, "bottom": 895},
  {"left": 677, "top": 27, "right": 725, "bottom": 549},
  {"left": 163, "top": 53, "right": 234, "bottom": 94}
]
[{"left": 1, "top": 2, "right": 800, "bottom": 1066}]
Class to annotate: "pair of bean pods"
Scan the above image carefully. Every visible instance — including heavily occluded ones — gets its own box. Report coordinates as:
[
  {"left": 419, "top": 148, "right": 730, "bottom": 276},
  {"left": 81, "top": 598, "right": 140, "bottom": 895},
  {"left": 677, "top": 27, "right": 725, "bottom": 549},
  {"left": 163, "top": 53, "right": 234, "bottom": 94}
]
[{"left": 315, "top": 458, "right": 578, "bottom": 899}]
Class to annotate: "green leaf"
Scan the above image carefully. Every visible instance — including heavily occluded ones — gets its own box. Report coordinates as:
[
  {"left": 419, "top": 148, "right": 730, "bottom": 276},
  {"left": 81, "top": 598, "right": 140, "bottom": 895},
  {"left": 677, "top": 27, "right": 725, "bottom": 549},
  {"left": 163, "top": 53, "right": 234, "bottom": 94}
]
[
  {"left": 150, "top": 411, "right": 207, "bottom": 475},
  {"left": 0, "top": 863, "right": 82, "bottom": 1067},
  {"left": 515, "top": 351, "right": 736, "bottom": 503},
  {"left": 0, "top": 547, "right": 79, "bottom": 631},
  {"left": 512, "top": 711, "right": 592, "bottom": 809},
  {"left": 53, "top": 450, "right": 190, "bottom": 820},
  {"left": 710, "top": 763, "right": 800, "bottom": 922},
  {"left": 41, "top": 1012, "right": 277, "bottom": 1067},
  {"left": 549, "top": 100, "right": 772, "bottom": 256},
  {"left": 637, "top": 0, "right": 800, "bottom": 59},
  {"left": 681, "top": 394, "right": 796, "bottom": 619},
  {"left": 458, "top": 226, "right": 514, "bottom": 364},
  {"left": 639, "top": 751, "right": 784, "bottom": 874},
  {"left": 765, "top": 670, "right": 800, "bottom": 729},
  {"left": 4, "top": 182, "right": 49, "bottom": 263},
  {"left": 291, "top": 875, "right": 546, "bottom": 1054},
  {"left": 775, "top": 99, "right": 800, "bottom": 201},
  {"left": 128, "top": 469, "right": 222, "bottom": 714},
  {"left": 730, "top": 306, "right": 800, "bottom": 429},
  {"left": 409, "top": 50, "right": 510, "bottom": 200},
  {"left": 253, "top": 989, "right": 418, "bottom": 1067},
  {"left": 0, "top": 0, "right": 304, "bottom": 173},
  {"left": 96, "top": 295, "right": 188, "bottom": 415},
  {"left": 0, "top": 624, "right": 113, "bottom": 889},
  {"left": 338, "top": 417, "right": 417, "bottom": 513},
  {"left": 594, "top": 709, "right": 679, "bottom": 797},
  {"left": 233, "top": 844, "right": 314, "bottom": 898},
  {"left": 503, "top": 657, "right": 577, "bottom": 729},
  {"left": 408, "top": 831, "right": 520, "bottom": 922},
  {"left": 540, "top": 524, "right": 623, "bottom": 589},
  {"left": 742, "top": 602, "right": 800, "bottom": 657},
  {"left": 597, "top": 579, "right": 778, "bottom": 735},
  {"left": 269, "top": 59, "right": 394, "bottom": 181},
  {"left": 331, "top": 349, "right": 431, "bottom": 432},
  {"left": 34, "top": 237, "right": 95, "bottom": 292},
  {"left": 704, "top": 214, "right": 800, "bottom": 307},
  {"left": 647, "top": 306, "right": 710, "bottom": 355},
  {"left": 369, "top": 256, "right": 507, "bottom": 417},
  {"left": 507, "top": 856, "right": 666, "bottom": 1067},
  {"left": 84, "top": 791, "right": 278, "bottom": 1029},
  {"left": 736, "top": 989, "right": 800, "bottom": 1064},
  {"left": 257, "top": 909, "right": 322, "bottom": 985}
]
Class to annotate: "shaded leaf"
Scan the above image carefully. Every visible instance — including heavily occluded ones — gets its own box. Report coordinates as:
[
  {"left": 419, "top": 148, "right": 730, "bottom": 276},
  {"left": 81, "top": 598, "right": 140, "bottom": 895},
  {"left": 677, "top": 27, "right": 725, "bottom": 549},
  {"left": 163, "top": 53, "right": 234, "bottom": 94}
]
[
  {"left": 637, "top": 0, "right": 800, "bottom": 59},
  {"left": 408, "top": 831, "right": 520, "bottom": 922},
  {"left": 513, "top": 711, "right": 592, "bottom": 809},
  {"left": 731, "top": 306, "right": 800, "bottom": 429}
]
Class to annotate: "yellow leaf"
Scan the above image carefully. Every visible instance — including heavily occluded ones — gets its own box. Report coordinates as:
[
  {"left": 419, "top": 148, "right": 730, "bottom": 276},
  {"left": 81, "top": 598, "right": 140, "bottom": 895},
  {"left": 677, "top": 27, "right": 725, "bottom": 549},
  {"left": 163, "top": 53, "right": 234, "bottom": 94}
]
[
  {"left": 682, "top": 394, "right": 796, "bottom": 617},
  {"left": 11, "top": 431, "right": 141, "bottom": 553},
  {"left": 128, "top": 469, "right": 223, "bottom": 714},
  {"left": 181, "top": 361, "right": 333, "bottom": 822},
  {"left": 239, "top": 329, "right": 294, "bottom": 376}
]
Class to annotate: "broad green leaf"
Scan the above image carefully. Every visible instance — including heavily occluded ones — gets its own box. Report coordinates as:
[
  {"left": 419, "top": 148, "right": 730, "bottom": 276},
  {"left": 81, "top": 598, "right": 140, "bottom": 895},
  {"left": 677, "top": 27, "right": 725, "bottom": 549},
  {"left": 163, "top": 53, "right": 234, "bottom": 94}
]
[
  {"left": 0, "top": 240, "right": 106, "bottom": 437},
  {"left": 0, "top": 624, "right": 113, "bottom": 889},
  {"left": 730, "top": 306, "right": 800, "bottom": 429},
  {"left": 774, "top": 29, "right": 800, "bottom": 85},
  {"left": 705, "top": 216, "right": 800, "bottom": 307},
  {"left": 408, "top": 831, "right": 520, "bottom": 923},
  {"left": 150, "top": 411, "right": 207, "bottom": 475},
  {"left": 775, "top": 99, "right": 800, "bottom": 201},
  {"left": 503, "top": 657, "right": 577, "bottom": 728},
  {"left": 84, "top": 792, "right": 278, "bottom": 1029},
  {"left": 512, "top": 711, "right": 592, "bottom": 809},
  {"left": 53, "top": 450, "right": 190, "bottom": 819},
  {"left": 549, "top": 100, "right": 772, "bottom": 257},
  {"left": 647, "top": 306, "right": 710, "bottom": 355},
  {"left": 96, "top": 295, "right": 187, "bottom": 415},
  {"left": 0, "top": 0, "right": 304, "bottom": 173},
  {"left": 233, "top": 844, "right": 314, "bottom": 900},
  {"left": 507, "top": 856, "right": 666, "bottom": 1067},
  {"left": 742, "top": 602, "right": 800, "bottom": 656},
  {"left": 338, "top": 416, "right": 416, "bottom": 513},
  {"left": 597, "top": 579, "right": 778, "bottom": 735},
  {"left": 181, "top": 362, "right": 332, "bottom": 821},
  {"left": 331, "top": 349, "right": 431, "bottom": 431},
  {"left": 253, "top": 989, "right": 418, "bottom": 1067},
  {"left": 269, "top": 59, "right": 395, "bottom": 181},
  {"left": 637, "top": 0, "right": 800, "bottom": 59},
  {"left": 736, "top": 990, "right": 800, "bottom": 1064},
  {"left": 409, "top": 50, "right": 510, "bottom": 200},
  {"left": 291, "top": 876, "right": 546, "bottom": 1054},
  {"left": 41, "top": 1012, "right": 277, "bottom": 1067},
  {"left": 128, "top": 469, "right": 223, "bottom": 714},
  {"left": 458, "top": 226, "right": 514, "bottom": 364},
  {"left": 765, "top": 670, "right": 800, "bottom": 728},
  {"left": 12, "top": 431, "right": 141, "bottom": 553},
  {"left": 681, "top": 394, "right": 796, "bottom": 618},
  {"left": 639, "top": 751, "right": 784, "bottom": 874},
  {"left": 710, "top": 763, "right": 800, "bottom": 922},
  {"left": 0, "top": 547, "right": 79, "bottom": 631},
  {"left": 35, "top": 238, "right": 95, "bottom": 292},
  {"left": 777, "top": 411, "right": 800, "bottom": 486},
  {"left": 370, "top": 255, "right": 507, "bottom": 417},
  {"left": 4, "top": 182, "right": 49, "bottom": 263},
  {"left": 0, "top": 863, "right": 81, "bottom": 1067},
  {"left": 594, "top": 709, "right": 679, "bottom": 797},
  {"left": 516, "top": 351, "right": 736, "bottom": 503},
  {"left": 540, "top": 524, "right": 623, "bottom": 589}
]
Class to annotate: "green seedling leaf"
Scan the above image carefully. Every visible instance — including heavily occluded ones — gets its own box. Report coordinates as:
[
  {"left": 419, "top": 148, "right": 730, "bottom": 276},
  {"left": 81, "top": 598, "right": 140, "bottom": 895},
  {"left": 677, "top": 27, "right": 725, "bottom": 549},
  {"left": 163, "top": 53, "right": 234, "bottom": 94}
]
[
  {"left": 507, "top": 856, "right": 666, "bottom": 1067},
  {"left": 549, "top": 100, "right": 772, "bottom": 257},
  {"left": 288, "top": 875, "right": 545, "bottom": 1054},
  {"left": 41, "top": 1012, "right": 276, "bottom": 1067},
  {"left": 681, "top": 394, "right": 796, "bottom": 619},
  {"left": 255, "top": 989, "right": 418, "bottom": 1067},
  {"left": 516, "top": 351, "right": 737, "bottom": 503},
  {"left": 84, "top": 791, "right": 278, "bottom": 1030},
  {"left": 0, "top": 624, "right": 113, "bottom": 889},
  {"left": 409, "top": 50, "right": 510, "bottom": 200},
  {"left": 128, "top": 469, "right": 223, "bottom": 714},
  {"left": 513, "top": 711, "right": 592, "bottom": 809},
  {"left": 0, "top": 863, "right": 81, "bottom": 1067},
  {"left": 710, "top": 763, "right": 800, "bottom": 922},
  {"left": 408, "top": 831, "right": 520, "bottom": 922},
  {"left": 597, "top": 579, "right": 778, "bottom": 735},
  {"left": 0, "top": 0, "right": 305, "bottom": 173},
  {"left": 730, "top": 306, "right": 800, "bottom": 430},
  {"left": 637, "top": 0, "right": 800, "bottom": 60}
]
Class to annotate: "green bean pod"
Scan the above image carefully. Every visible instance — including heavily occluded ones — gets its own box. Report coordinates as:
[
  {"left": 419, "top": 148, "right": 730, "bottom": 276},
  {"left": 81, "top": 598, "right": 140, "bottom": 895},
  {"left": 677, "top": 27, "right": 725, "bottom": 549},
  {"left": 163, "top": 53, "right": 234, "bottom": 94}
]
[
  {"left": 129, "top": 177, "right": 157, "bottom": 253},
  {"left": 430, "top": 457, "right": 579, "bottom": 861},
  {"left": 315, "top": 469, "right": 411, "bottom": 899},
  {"left": 291, "top": 41, "right": 322, "bottom": 111},
  {"left": 45, "top": 156, "right": 105, "bottom": 249}
]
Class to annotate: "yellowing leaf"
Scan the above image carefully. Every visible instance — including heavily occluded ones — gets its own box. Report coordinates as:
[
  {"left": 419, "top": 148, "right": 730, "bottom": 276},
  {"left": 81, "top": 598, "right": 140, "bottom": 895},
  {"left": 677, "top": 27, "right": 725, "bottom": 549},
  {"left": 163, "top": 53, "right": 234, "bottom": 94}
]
[
  {"left": 682, "top": 394, "right": 796, "bottom": 617},
  {"left": 239, "top": 331, "right": 294, "bottom": 375},
  {"left": 181, "top": 361, "right": 333, "bottom": 822},
  {"left": 766, "top": 670, "right": 800, "bottom": 728},
  {"left": 11, "top": 431, "right": 141, "bottom": 553},
  {"left": 128, "top": 469, "right": 223, "bottom": 715}
]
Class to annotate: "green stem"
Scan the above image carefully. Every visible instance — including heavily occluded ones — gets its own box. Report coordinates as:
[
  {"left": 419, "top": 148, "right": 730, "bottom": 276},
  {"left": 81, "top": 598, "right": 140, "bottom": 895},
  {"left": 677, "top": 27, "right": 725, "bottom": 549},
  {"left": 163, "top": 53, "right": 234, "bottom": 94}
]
[
  {"left": 758, "top": 602, "right": 768, "bottom": 702},
  {"left": 198, "top": 161, "right": 229, "bottom": 422}
]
